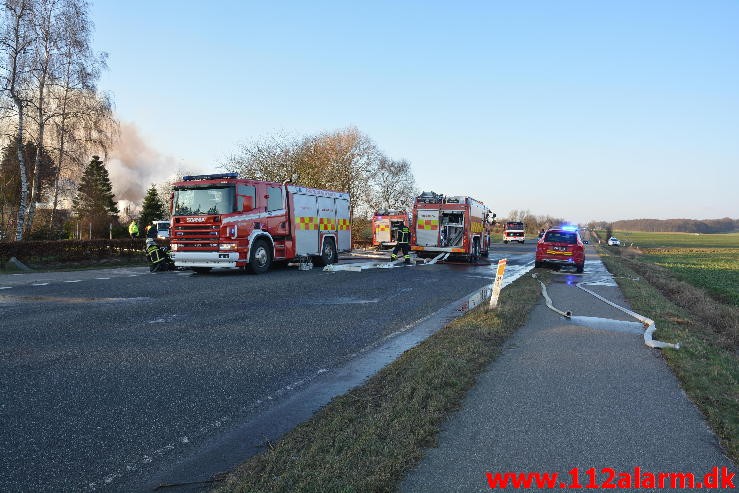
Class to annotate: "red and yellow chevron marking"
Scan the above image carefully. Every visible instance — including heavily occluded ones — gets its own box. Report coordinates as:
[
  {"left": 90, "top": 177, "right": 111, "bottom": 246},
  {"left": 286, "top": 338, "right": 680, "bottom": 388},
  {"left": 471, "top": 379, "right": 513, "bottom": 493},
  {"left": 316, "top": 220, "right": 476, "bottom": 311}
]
[
  {"left": 319, "top": 218, "right": 337, "bottom": 231},
  {"left": 375, "top": 224, "right": 390, "bottom": 232},
  {"left": 546, "top": 249, "right": 572, "bottom": 256},
  {"left": 417, "top": 219, "right": 439, "bottom": 231},
  {"left": 296, "top": 216, "right": 319, "bottom": 231},
  {"left": 338, "top": 219, "right": 351, "bottom": 231}
]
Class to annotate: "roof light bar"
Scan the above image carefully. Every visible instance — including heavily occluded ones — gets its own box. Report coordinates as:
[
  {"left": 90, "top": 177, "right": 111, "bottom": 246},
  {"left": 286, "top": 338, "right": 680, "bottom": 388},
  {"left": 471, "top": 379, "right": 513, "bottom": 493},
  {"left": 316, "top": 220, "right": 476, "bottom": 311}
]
[{"left": 182, "top": 173, "right": 238, "bottom": 181}]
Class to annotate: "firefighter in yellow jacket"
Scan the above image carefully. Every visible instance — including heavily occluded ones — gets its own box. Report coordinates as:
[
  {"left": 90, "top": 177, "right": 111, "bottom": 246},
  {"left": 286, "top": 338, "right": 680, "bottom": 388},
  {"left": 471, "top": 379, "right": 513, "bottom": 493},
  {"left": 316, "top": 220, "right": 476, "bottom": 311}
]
[
  {"left": 390, "top": 222, "right": 411, "bottom": 264},
  {"left": 128, "top": 221, "right": 139, "bottom": 238}
]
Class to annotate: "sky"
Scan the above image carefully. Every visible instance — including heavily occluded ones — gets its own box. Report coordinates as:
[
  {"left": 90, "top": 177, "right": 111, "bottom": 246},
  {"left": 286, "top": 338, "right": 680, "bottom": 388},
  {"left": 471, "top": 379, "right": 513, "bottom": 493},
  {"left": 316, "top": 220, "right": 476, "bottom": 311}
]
[{"left": 90, "top": 0, "right": 739, "bottom": 223}]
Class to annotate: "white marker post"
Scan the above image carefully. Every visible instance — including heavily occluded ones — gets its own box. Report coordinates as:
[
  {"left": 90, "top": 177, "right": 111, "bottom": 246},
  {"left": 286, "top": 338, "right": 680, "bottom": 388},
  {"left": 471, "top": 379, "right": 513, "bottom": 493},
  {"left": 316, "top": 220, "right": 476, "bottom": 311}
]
[{"left": 488, "top": 258, "right": 507, "bottom": 310}]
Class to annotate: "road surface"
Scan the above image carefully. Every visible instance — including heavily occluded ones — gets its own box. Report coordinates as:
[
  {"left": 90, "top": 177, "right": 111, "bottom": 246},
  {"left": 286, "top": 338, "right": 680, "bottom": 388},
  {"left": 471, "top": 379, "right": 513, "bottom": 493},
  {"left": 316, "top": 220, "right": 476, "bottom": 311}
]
[{"left": 0, "top": 243, "right": 534, "bottom": 492}]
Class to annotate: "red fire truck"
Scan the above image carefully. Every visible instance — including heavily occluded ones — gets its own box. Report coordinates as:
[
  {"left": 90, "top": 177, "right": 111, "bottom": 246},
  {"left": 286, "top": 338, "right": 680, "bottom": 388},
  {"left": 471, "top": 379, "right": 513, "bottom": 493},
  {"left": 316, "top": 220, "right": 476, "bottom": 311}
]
[
  {"left": 371, "top": 210, "right": 409, "bottom": 248},
  {"left": 411, "top": 191, "right": 495, "bottom": 261},
  {"left": 169, "top": 173, "right": 351, "bottom": 274},
  {"left": 503, "top": 221, "right": 526, "bottom": 243}
]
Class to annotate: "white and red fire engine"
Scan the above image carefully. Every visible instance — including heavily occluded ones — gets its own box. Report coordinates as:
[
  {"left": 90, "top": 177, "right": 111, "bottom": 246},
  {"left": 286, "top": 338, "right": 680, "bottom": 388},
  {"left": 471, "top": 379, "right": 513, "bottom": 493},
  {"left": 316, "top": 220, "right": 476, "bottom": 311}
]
[
  {"left": 411, "top": 191, "right": 495, "bottom": 261},
  {"left": 503, "top": 221, "right": 526, "bottom": 244},
  {"left": 169, "top": 173, "right": 351, "bottom": 274},
  {"left": 371, "top": 210, "right": 409, "bottom": 248}
]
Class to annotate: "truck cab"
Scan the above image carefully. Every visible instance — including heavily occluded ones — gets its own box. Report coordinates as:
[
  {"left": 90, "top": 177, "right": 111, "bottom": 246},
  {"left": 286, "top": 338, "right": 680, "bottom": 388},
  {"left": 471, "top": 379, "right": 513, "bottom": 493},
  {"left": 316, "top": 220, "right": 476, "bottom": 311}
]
[{"left": 503, "top": 221, "right": 525, "bottom": 244}]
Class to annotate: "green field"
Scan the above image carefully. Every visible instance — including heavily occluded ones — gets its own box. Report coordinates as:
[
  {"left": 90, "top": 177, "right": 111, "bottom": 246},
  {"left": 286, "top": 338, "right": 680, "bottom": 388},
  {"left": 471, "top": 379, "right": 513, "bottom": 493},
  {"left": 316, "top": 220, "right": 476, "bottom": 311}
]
[{"left": 605, "top": 231, "right": 739, "bottom": 306}]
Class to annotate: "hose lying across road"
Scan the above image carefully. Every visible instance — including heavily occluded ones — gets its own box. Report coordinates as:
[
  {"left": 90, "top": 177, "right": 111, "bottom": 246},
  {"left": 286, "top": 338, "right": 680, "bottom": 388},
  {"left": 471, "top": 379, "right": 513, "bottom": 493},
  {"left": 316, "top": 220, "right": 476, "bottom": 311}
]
[{"left": 533, "top": 274, "right": 680, "bottom": 350}]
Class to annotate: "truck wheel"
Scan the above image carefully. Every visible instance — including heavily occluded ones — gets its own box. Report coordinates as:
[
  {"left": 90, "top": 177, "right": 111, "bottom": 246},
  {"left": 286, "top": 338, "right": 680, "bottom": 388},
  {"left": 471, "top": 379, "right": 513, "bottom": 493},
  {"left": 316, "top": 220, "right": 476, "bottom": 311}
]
[
  {"left": 503, "top": 240, "right": 508, "bottom": 244},
  {"left": 315, "top": 238, "right": 337, "bottom": 267},
  {"left": 192, "top": 267, "right": 211, "bottom": 274},
  {"left": 248, "top": 239, "right": 272, "bottom": 274},
  {"left": 470, "top": 238, "right": 480, "bottom": 263}
]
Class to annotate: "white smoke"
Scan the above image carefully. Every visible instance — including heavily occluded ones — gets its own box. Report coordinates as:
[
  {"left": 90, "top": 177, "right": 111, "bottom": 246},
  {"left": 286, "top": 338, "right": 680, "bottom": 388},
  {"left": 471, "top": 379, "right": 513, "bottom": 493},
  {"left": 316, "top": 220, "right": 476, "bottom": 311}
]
[{"left": 107, "top": 122, "right": 181, "bottom": 204}]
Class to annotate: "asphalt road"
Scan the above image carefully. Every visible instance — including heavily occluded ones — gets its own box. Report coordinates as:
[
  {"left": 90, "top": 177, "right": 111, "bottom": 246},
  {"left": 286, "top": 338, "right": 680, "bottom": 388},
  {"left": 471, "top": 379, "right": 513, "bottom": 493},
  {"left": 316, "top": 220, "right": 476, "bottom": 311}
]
[{"left": 0, "top": 243, "right": 535, "bottom": 492}]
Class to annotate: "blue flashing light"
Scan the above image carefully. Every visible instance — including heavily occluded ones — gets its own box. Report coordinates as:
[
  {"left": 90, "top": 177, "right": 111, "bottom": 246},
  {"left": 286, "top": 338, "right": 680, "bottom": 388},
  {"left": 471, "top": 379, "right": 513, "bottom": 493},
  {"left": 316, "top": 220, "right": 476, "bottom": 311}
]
[{"left": 560, "top": 224, "right": 579, "bottom": 232}]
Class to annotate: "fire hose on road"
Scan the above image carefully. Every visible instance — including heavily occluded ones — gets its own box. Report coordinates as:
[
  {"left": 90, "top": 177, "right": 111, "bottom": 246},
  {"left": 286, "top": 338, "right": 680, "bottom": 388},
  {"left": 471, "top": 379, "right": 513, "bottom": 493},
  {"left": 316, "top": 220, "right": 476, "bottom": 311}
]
[{"left": 534, "top": 274, "right": 680, "bottom": 350}]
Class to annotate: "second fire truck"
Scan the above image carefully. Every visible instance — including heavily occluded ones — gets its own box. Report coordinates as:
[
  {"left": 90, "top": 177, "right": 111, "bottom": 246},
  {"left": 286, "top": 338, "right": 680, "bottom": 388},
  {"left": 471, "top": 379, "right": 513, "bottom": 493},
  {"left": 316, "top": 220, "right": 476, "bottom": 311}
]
[
  {"left": 411, "top": 191, "right": 495, "bottom": 261},
  {"left": 503, "top": 221, "right": 526, "bottom": 243},
  {"left": 371, "top": 210, "right": 409, "bottom": 249},
  {"left": 169, "top": 173, "right": 351, "bottom": 274}
]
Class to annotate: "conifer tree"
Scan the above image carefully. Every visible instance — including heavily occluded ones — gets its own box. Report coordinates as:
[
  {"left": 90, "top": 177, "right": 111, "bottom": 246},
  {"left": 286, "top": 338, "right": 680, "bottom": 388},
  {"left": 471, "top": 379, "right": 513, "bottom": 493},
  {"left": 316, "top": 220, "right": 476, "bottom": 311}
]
[
  {"left": 139, "top": 184, "right": 166, "bottom": 231},
  {"left": 72, "top": 155, "right": 118, "bottom": 238}
]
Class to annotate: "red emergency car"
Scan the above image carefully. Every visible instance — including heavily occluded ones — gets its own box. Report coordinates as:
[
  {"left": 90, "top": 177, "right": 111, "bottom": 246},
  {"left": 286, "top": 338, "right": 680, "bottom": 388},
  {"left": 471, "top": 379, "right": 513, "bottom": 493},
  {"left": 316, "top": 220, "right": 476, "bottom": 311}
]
[{"left": 535, "top": 226, "right": 587, "bottom": 273}]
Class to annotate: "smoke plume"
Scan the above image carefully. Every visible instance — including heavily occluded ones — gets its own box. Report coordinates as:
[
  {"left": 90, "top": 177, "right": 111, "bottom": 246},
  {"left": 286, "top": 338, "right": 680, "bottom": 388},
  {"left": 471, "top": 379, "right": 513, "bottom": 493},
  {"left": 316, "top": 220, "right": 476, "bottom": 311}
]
[{"left": 107, "top": 122, "right": 179, "bottom": 201}]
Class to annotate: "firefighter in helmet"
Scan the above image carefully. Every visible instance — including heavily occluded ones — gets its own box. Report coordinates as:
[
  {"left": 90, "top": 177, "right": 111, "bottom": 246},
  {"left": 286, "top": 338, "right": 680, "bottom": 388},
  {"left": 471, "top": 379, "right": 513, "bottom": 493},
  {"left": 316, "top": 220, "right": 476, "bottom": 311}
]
[
  {"left": 391, "top": 221, "right": 411, "bottom": 264},
  {"left": 145, "top": 221, "right": 174, "bottom": 271},
  {"left": 128, "top": 220, "right": 139, "bottom": 238},
  {"left": 146, "top": 221, "right": 157, "bottom": 240}
]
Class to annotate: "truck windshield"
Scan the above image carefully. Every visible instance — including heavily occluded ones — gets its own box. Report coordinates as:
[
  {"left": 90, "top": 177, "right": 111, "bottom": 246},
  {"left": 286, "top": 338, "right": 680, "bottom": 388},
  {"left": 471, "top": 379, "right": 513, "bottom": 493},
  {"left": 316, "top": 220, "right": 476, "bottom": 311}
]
[{"left": 173, "top": 186, "right": 234, "bottom": 215}]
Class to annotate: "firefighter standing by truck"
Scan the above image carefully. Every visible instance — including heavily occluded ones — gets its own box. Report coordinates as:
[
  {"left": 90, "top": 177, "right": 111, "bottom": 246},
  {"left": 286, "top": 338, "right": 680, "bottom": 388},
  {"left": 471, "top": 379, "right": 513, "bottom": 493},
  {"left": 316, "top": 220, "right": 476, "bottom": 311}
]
[
  {"left": 391, "top": 221, "right": 411, "bottom": 264},
  {"left": 145, "top": 220, "right": 174, "bottom": 271}
]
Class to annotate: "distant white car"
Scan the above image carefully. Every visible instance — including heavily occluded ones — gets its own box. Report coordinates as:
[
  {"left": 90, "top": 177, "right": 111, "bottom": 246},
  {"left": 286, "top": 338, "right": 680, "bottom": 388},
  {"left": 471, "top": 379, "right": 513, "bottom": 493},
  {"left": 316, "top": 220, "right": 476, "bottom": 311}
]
[
  {"left": 607, "top": 237, "right": 620, "bottom": 246},
  {"left": 154, "top": 220, "right": 170, "bottom": 240}
]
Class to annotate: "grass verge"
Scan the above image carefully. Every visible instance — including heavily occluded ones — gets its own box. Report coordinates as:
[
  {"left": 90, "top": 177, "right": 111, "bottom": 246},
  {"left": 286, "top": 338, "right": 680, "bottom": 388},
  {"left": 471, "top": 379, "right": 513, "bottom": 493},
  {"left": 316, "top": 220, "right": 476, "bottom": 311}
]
[
  {"left": 597, "top": 231, "right": 738, "bottom": 305},
  {"left": 213, "top": 273, "right": 542, "bottom": 493},
  {"left": 598, "top": 248, "right": 738, "bottom": 463}
]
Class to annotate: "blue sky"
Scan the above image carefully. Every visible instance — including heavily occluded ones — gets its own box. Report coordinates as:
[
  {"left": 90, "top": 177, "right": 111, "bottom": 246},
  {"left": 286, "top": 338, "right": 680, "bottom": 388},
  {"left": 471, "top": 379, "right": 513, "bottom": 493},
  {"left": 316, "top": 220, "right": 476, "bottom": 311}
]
[{"left": 90, "top": 1, "right": 739, "bottom": 223}]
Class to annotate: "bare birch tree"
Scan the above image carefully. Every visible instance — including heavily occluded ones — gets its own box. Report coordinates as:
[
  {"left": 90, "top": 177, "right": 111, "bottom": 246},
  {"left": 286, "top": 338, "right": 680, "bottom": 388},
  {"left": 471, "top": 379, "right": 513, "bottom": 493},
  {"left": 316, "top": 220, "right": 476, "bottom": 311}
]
[
  {"left": 1, "top": 0, "right": 34, "bottom": 240},
  {"left": 365, "top": 156, "right": 416, "bottom": 213},
  {"left": 23, "top": 0, "right": 59, "bottom": 235}
]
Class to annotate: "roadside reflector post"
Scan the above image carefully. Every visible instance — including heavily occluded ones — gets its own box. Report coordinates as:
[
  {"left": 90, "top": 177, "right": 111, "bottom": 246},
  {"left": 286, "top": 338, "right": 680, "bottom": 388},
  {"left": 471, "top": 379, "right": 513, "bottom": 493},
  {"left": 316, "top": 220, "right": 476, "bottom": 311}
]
[{"left": 488, "top": 258, "right": 507, "bottom": 310}]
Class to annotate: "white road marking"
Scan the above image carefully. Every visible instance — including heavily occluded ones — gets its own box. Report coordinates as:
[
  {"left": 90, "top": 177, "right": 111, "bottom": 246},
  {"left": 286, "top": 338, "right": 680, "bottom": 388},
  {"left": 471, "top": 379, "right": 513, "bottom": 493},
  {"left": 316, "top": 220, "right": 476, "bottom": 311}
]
[
  {"left": 32, "top": 283, "right": 49, "bottom": 286},
  {"left": 0, "top": 286, "right": 11, "bottom": 290},
  {"left": 64, "top": 280, "right": 83, "bottom": 283}
]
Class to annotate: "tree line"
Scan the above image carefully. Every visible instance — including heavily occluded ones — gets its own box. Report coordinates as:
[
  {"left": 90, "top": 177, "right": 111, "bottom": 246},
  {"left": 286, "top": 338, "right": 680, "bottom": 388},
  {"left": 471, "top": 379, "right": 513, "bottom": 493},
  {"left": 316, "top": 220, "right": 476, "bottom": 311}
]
[
  {"left": 500, "top": 209, "right": 566, "bottom": 234},
  {"left": 589, "top": 218, "right": 738, "bottom": 234},
  {"left": 1, "top": 0, "right": 116, "bottom": 240},
  {"left": 221, "top": 127, "right": 417, "bottom": 221}
]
